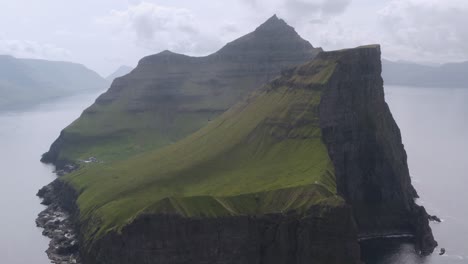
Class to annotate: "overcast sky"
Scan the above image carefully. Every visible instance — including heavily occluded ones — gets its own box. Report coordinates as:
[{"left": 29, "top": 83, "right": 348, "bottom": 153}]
[{"left": 1, "top": 0, "right": 467, "bottom": 76}]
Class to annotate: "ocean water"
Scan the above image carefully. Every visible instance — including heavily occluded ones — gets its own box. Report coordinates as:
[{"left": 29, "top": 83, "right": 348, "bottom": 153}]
[
  {"left": 0, "top": 86, "right": 465, "bottom": 263},
  {"left": 0, "top": 92, "right": 101, "bottom": 264},
  {"left": 361, "top": 85, "right": 468, "bottom": 264}
]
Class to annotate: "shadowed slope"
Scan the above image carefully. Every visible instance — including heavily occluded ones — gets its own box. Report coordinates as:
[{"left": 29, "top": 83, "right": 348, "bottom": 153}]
[
  {"left": 42, "top": 15, "right": 322, "bottom": 166},
  {"left": 42, "top": 45, "right": 436, "bottom": 264},
  {"left": 63, "top": 52, "right": 339, "bottom": 241}
]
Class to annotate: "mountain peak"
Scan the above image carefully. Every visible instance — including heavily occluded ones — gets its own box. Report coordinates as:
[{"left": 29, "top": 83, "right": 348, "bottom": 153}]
[
  {"left": 255, "top": 14, "right": 291, "bottom": 32},
  {"left": 215, "top": 15, "right": 320, "bottom": 59},
  {"left": 264, "top": 14, "right": 280, "bottom": 24},
  {"left": 139, "top": 49, "right": 191, "bottom": 65},
  {"left": 159, "top": 50, "right": 175, "bottom": 55}
]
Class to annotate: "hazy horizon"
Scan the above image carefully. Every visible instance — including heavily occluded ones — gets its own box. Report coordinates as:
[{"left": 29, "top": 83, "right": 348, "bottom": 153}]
[
  {"left": 0, "top": 2, "right": 466, "bottom": 263},
  {"left": 1, "top": 0, "right": 467, "bottom": 76}
]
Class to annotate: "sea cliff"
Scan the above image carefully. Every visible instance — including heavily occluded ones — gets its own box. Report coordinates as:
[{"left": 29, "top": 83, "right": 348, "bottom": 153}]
[{"left": 38, "top": 45, "right": 436, "bottom": 264}]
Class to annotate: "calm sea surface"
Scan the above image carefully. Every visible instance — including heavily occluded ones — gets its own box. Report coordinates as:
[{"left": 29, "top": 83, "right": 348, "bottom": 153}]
[
  {"left": 362, "top": 85, "right": 468, "bottom": 264},
  {"left": 0, "top": 86, "right": 465, "bottom": 263},
  {"left": 0, "top": 92, "right": 101, "bottom": 264}
]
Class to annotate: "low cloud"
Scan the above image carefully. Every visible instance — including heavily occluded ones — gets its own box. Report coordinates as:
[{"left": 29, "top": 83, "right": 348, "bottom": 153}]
[
  {"left": 285, "top": 0, "right": 351, "bottom": 17},
  {"left": 97, "top": 2, "right": 222, "bottom": 55},
  {"left": 238, "top": 0, "right": 352, "bottom": 24},
  {"left": 288, "top": 0, "right": 468, "bottom": 64},
  {"left": 94, "top": 0, "right": 468, "bottom": 66},
  {"left": 321, "top": 0, "right": 352, "bottom": 15},
  {"left": 0, "top": 38, "right": 71, "bottom": 60},
  {"left": 378, "top": 0, "right": 468, "bottom": 62},
  {"left": 96, "top": 1, "right": 353, "bottom": 60}
]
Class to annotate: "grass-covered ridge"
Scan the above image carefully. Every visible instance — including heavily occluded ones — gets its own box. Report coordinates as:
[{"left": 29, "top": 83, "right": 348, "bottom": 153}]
[
  {"left": 43, "top": 16, "right": 322, "bottom": 165},
  {"left": 63, "top": 56, "right": 341, "bottom": 242}
]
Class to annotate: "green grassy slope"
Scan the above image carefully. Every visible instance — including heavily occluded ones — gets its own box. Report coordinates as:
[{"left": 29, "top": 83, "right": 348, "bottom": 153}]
[
  {"left": 63, "top": 56, "right": 342, "bottom": 242},
  {"left": 43, "top": 16, "right": 322, "bottom": 165}
]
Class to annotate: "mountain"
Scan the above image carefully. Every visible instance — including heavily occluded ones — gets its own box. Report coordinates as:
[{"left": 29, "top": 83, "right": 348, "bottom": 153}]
[
  {"left": 41, "top": 15, "right": 323, "bottom": 166},
  {"left": 39, "top": 45, "right": 436, "bottom": 264},
  {"left": 105, "top": 65, "right": 133, "bottom": 82},
  {"left": 382, "top": 59, "right": 468, "bottom": 88},
  {"left": 0, "top": 55, "right": 108, "bottom": 110}
]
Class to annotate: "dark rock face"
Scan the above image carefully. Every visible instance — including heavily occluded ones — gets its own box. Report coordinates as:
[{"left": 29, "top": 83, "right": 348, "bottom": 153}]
[
  {"left": 37, "top": 45, "right": 437, "bottom": 264},
  {"left": 428, "top": 214, "right": 441, "bottom": 223},
  {"left": 214, "top": 14, "right": 320, "bottom": 63},
  {"left": 318, "top": 46, "right": 437, "bottom": 254},
  {"left": 40, "top": 131, "right": 66, "bottom": 165},
  {"left": 42, "top": 15, "right": 322, "bottom": 167},
  {"left": 82, "top": 205, "right": 360, "bottom": 264},
  {"left": 37, "top": 180, "right": 81, "bottom": 264}
]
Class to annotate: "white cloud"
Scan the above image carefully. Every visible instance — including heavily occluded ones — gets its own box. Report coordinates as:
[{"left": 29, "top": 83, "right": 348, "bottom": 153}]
[
  {"left": 289, "top": 0, "right": 468, "bottom": 64},
  {"left": 237, "top": 0, "right": 352, "bottom": 24},
  {"left": 378, "top": 0, "right": 468, "bottom": 63},
  {"left": 0, "top": 38, "right": 71, "bottom": 60},
  {"left": 97, "top": 2, "right": 222, "bottom": 55},
  {"left": 3, "top": 0, "right": 465, "bottom": 74}
]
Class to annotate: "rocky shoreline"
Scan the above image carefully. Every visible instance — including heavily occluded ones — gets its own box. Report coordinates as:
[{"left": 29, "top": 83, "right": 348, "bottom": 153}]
[
  {"left": 37, "top": 181, "right": 81, "bottom": 264},
  {"left": 34, "top": 172, "right": 438, "bottom": 264},
  {"left": 34, "top": 45, "right": 438, "bottom": 263},
  {"left": 36, "top": 178, "right": 437, "bottom": 264}
]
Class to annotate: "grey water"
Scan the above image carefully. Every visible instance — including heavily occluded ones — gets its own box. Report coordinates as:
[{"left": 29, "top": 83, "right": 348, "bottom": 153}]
[
  {"left": 361, "top": 85, "right": 468, "bottom": 264},
  {"left": 0, "top": 86, "right": 466, "bottom": 264},
  {"left": 0, "top": 92, "right": 101, "bottom": 264}
]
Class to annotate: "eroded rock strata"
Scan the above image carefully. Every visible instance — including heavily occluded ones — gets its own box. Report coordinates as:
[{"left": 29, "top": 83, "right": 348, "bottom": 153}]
[
  {"left": 37, "top": 180, "right": 81, "bottom": 263},
  {"left": 39, "top": 181, "right": 360, "bottom": 264},
  {"left": 41, "top": 15, "right": 322, "bottom": 168},
  {"left": 318, "top": 46, "right": 437, "bottom": 254},
  {"left": 83, "top": 206, "right": 360, "bottom": 264},
  {"left": 38, "top": 45, "right": 436, "bottom": 263}
]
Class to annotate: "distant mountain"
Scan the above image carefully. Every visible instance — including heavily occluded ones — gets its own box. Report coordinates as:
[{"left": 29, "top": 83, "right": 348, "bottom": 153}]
[
  {"left": 42, "top": 15, "right": 323, "bottom": 165},
  {"left": 0, "top": 55, "right": 109, "bottom": 110},
  {"left": 382, "top": 59, "right": 468, "bottom": 88},
  {"left": 106, "top": 65, "right": 133, "bottom": 82}
]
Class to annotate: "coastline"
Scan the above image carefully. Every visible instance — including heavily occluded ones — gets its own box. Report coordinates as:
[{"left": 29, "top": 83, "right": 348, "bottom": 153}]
[
  {"left": 37, "top": 178, "right": 81, "bottom": 264},
  {"left": 36, "top": 172, "right": 437, "bottom": 264},
  {"left": 35, "top": 46, "right": 438, "bottom": 263}
]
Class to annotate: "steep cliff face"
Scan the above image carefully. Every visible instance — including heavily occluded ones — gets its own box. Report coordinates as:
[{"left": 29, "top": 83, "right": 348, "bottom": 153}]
[
  {"left": 83, "top": 203, "right": 360, "bottom": 264},
  {"left": 41, "top": 179, "right": 360, "bottom": 264},
  {"left": 318, "top": 46, "right": 436, "bottom": 254},
  {"left": 41, "top": 15, "right": 322, "bottom": 166},
  {"left": 39, "top": 45, "right": 436, "bottom": 264}
]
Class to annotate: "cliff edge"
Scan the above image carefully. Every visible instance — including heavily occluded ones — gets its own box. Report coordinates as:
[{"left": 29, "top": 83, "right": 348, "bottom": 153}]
[
  {"left": 318, "top": 45, "right": 437, "bottom": 254},
  {"left": 38, "top": 45, "right": 436, "bottom": 264}
]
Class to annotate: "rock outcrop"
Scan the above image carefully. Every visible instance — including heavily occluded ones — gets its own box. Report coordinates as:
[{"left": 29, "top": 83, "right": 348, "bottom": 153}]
[
  {"left": 318, "top": 46, "right": 436, "bottom": 254},
  {"left": 37, "top": 180, "right": 81, "bottom": 263},
  {"left": 82, "top": 205, "right": 360, "bottom": 264},
  {"left": 40, "top": 181, "right": 360, "bottom": 264}
]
